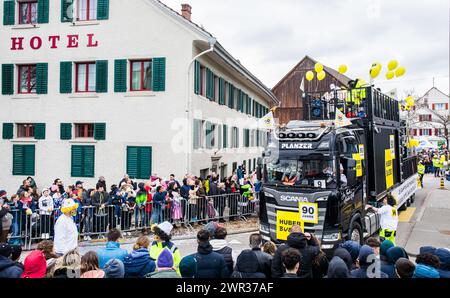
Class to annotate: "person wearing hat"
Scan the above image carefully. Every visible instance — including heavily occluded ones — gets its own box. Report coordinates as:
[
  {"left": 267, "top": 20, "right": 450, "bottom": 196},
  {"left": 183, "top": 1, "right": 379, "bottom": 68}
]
[
  {"left": 418, "top": 160, "right": 425, "bottom": 187},
  {"left": 414, "top": 263, "right": 440, "bottom": 278},
  {"left": 179, "top": 255, "right": 198, "bottom": 278},
  {"left": 150, "top": 221, "right": 182, "bottom": 274},
  {"left": 104, "top": 258, "right": 125, "bottom": 278},
  {"left": 54, "top": 199, "right": 79, "bottom": 256},
  {"left": 0, "top": 243, "right": 23, "bottom": 278},
  {"left": 21, "top": 250, "right": 47, "bottom": 278},
  {"left": 366, "top": 194, "right": 398, "bottom": 245},
  {"left": 350, "top": 245, "right": 388, "bottom": 278},
  {"left": 38, "top": 188, "right": 54, "bottom": 240},
  {"left": 146, "top": 248, "right": 179, "bottom": 278},
  {"left": 338, "top": 240, "right": 361, "bottom": 270},
  {"left": 380, "top": 246, "right": 409, "bottom": 278}
]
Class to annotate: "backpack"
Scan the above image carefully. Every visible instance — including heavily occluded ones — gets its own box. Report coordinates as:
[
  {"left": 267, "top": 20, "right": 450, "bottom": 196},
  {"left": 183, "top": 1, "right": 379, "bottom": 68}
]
[{"left": 2, "top": 212, "right": 13, "bottom": 230}]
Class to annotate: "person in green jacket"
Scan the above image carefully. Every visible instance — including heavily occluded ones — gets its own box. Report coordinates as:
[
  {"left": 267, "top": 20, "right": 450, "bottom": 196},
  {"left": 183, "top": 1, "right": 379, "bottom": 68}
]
[
  {"left": 418, "top": 160, "right": 425, "bottom": 187},
  {"left": 135, "top": 183, "right": 147, "bottom": 228},
  {"left": 433, "top": 156, "right": 440, "bottom": 177},
  {"left": 149, "top": 221, "right": 182, "bottom": 275}
]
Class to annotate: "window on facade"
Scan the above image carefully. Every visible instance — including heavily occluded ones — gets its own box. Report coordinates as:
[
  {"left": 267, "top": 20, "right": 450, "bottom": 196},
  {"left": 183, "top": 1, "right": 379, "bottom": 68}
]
[
  {"left": 244, "top": 129, "right": 250, "bottom": 148},
  {"left": 77, "top": 0, "right": 98, "bottom": 21},
  {"left": 75, "top": 123, "right": 94, "bottom": 138},
  {"left": 17, "top": 124, "right": 35, "bottom": 138},
  {"left": 130, "top": 60, "right": 152, "bottom": 91},
  {"left": 13, "top": 145, "right": 35, "bottom": 176},
  {"left": 127, "top": 146, "right": 152, "bottom": 180},
  {"left": 71, "top": 145, "right": 95, "bottom": 178},
  {"left": 18, "top": 65, "right": 37, "bottom": 94},
  {"left": 19, "top": 1, "right": 38, "bottom": 24},
  {"left": 214, "top": 76, "right": 219, "bottom": 102},
  {"left": 232, "top": 127, "right": 239, "bottom": 148},
  {"left": 434, "top": 103, "right": 447, "bottom": 110},
  {"left": 193, "top": 119, "right": 204, "bottom": 149},
  {"left": 206, "top": 122, "right": 216, "bottom": 149},
  {"left": 76, "top": 62, "right": 96, "bottom": 92}
]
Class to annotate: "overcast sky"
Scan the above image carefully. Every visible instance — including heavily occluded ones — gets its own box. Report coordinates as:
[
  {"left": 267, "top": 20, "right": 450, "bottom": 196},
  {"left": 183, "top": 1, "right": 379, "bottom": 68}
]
[{"left": 164, "top": 0, "right": 449, "bottom": 98}]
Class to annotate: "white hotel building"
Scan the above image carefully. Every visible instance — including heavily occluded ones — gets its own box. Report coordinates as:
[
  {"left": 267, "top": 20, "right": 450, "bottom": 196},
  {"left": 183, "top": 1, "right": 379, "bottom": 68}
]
[{"left": 0, "top": 0, "right": 277, "bottom": 192}]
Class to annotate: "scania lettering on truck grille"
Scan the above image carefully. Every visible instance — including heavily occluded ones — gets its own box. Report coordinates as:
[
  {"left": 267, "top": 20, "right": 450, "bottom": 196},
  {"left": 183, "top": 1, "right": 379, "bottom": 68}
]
[
  {"left": 280, "top": 195, "right": 309, "bottom": 202},
  {"left": 281, "top": 143, "right": 313, "bottom": 149}
]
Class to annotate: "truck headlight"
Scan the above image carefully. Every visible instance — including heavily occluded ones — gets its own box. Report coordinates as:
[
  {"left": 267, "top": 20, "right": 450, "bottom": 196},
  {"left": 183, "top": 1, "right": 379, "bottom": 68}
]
[
  {"left": 260, "top": 224, "right": 270, "bottom": 233},
  {"left": 318, "top": 141, "right": 330, "bottom": 149},
  {"left": 265, "top": 192, "right": 275, "bottom": 198},
  {"left": 322, "top": 232, "right": 341, "bottom": 242}
]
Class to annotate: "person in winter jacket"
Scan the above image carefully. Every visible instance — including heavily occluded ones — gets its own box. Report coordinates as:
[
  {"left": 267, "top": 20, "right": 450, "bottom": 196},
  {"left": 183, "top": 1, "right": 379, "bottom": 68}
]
[
  {"left": 414, "top": 263, "right": 440, "bottom": 278},
  {"left": 146, "top": 248, "right": 179, "bottom": 278},
  {"left": 21, "top": 250, "right": 47, "bottom": 278},
  {"left": 104, "top": 259, "right": 125, "bottom": 278},
  {"left": 151, "top": 186, "right": 167, "bottom": 224},
  {"left": 249, "top": 233, "right": 272, "bottom": 278},
  {"left": 36, "top": 240, "right": 59, "bottom": 278},
  {"left": 395, "top": 258, "right": 415, "bottom": 278},
  {"left": 80, "top": 251, "right": 105, "bottom": 278},
  {"left": 333, "top": 248, "right": 353, "bottom": 272},
  {"left": 339, "top": 240, "right": 361, "bottom": 269},
  {"left": 231, "top": 250, "right": 266, "bottom": 278},
  {"left": 350, "top": 245, "right": 388, "bottom": 278},
  {"left": 91, "top": 183, "right": 110, "bottom": 234},
  {"left": 380, "top": 246, "right": 409, "bottom": 278},
  {"left": 96, "top": 228, "right": 128, "bottom": 269},
  {"left": 435, "top": 248, "right": 450, "bottom": 278},
  {"left": 281, "top": 248, "right": 301, "bottom": 278},
  {"left": 135, "top": 183, "right": 147, "bottom": 228},
  {"left": 38, "top": 188, "right": 54, "bottom": 240},
  {"left": 123, "top": 236, "right": 156, "bottom": 278},
  {"left": 179, "top": 255, "right": 198, "bottom": 278},
  {"left": 210, "top": 227, "right": 233, "bottom": 277},
  {"left": 150, "top": 222, "right": 182, "bottom": 274},
  {"left": 188, "top": 230, "right": 228, "bottom": 278},
  {"left": 271, "top": 230, "right": 320, "bottom": 278},
  {"left": 0, "top": 243, "right": 23, "bottom": 278},
  {"left": 380, "top": 239, "right": 395, "bottom": 265},
  {"left": 327, "top": 256, "right": 351, "bottom": 278}
]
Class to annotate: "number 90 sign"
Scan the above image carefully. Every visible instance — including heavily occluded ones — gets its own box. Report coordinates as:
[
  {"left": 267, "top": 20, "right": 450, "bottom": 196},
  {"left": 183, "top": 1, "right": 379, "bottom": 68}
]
[{"left": 299, "top": 202, "right": 319, "bottom": 224}]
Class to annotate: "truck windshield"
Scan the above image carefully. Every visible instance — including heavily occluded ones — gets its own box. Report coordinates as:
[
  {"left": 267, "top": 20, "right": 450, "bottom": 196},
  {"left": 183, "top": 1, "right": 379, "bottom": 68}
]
[{"left": 266, "top": 157, "right": 336, "bottom": 189}]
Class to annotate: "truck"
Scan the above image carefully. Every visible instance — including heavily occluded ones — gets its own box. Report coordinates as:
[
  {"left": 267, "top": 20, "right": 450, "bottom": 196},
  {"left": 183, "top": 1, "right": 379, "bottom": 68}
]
[{"left": 257, "top": 85, "right": 418, "bottom": 255}]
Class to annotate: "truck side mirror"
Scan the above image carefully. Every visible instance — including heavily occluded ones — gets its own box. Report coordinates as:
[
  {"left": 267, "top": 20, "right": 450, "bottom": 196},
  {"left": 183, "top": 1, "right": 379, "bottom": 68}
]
[{"left": 346, "top": 169, "right": 357, "bottom": 187}]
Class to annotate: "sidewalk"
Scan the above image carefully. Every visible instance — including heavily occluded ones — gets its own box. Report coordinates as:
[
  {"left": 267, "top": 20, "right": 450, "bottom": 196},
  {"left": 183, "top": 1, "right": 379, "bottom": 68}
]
[{"left": 403, "top": 174, "right": 450, "bottom": 255}]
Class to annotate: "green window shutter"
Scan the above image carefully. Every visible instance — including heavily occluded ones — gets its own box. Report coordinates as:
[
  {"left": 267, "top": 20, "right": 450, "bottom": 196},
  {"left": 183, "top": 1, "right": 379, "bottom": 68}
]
[
  {"left": 13, "top": 145, "right": 35, "bottom": 176},
  {"left": 228, "top": 84, "right": 234, "bottom": 109},
  {"left": 2, "top": 123, "right": 13, "bottom": 139},
  {"left": 97, "top": 0, "right": 109, "bottom": 20},
  {"left": 71, "top": 145, "right": 95, "bottom": 177},
  {"left": 138, "top": 147, "right": 152, "bottom": 179},
  {"left": 193, "top": 119, "right": 201, "bottom": 149},
  {"left": 37, "top": 0, "right": 49, "bottom": 23},
  {"left": 218, "top": 124, "right": 222, "bottom": 149},
  {"left": 3, "top": 1, "right": 15, "bottom": 25},
  {"left": 219, "top": 78, "right": 225, "bottom": 105},
  {"left": 96, "top": 60, "right": 108, "bottom": 93},
  {"left": 223, "top": 124, "right": 228, "bottom": 148},
  {"left": 205, "top": 122, "right": 211, "bottom": 149},
  {"left": 94, "top": 123, "right": 106, "bottom": 140},
  {"left": 60, "top": 123, "right": 72, "bottom": 140},
  {"left": 2, "top": 64, "right": 14, "bottom": 95},
  {"left": 205, "top": 68, "right": 211, "bottom": 100},
  {"left": 60, "top": 61, "right": 72, "bottom": 94},
  {"left": 114, "top": 59, "right": 127, "bottom": 92},
  {"left": 126, "top": 146, "right": 138, "bottom": 178},
  {"left": 34, "top": 123, "right": 46, "bottom": 140},
  {"left": 36, "top": 63, "right": 48, "bottom": 94},
  {"left": 61, "top": 0, "right": 73, "bottom": 22},
  {"left": 152, "top": 57, "right": 166, "bottom": 92},
  {"left": 194, "top": 60, "right": 200, "bottom": 95}
]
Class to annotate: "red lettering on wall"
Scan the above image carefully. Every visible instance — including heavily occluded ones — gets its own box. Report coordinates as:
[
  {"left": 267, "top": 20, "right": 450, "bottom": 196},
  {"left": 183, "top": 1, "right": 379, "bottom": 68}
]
[
  {"left": 48, "top": 35, "right": 61, "bottom": 49},
  {"left": 67, "top": 35, "right": 79, "bottom": 48},
  {"left": 11, "top": 37, "right": 24, "bottom": 50},
  {"left": 86, "top": 33, "right": 98, "bottom": 47},
  {"left": 30, "top": 36, "right": 43, "bottom": 50}
]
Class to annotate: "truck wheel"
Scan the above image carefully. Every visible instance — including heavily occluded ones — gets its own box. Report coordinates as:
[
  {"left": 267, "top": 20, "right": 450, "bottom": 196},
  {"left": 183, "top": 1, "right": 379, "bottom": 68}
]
[
  {"left": 349, "top": 222, "right": 363, "bottom": 245},
  {"left": 410, "top": 194, "right": 415, "bottom": 204},
  {"left": 398, "top": 203, "right": 407, "bottom": 211}
]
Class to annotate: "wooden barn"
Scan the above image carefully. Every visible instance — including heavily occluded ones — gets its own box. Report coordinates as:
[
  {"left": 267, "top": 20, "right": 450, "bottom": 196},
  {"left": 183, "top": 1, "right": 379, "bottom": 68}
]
[{"left": 272, "top": 56, "right": 352, "bottom": 125}]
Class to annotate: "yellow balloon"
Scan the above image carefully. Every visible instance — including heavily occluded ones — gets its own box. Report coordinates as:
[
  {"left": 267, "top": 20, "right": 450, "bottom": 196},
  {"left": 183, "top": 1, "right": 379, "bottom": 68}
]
[
  {"left": 306, "top": 71, "right": 314, "bottom": 81},
  {"left": 386, "top": 71, "right": 395, "bottom": 80},
  {"left": 317, "top": 71, "right": 326, "bottom": 81},
  {"left": 314, "top": 63, "right": 324, "bottom": 73},
  {"left": 338, "top": 64, "right": 348, "bottom": 74},
  {"left": 395, "top": 66, "right": 406, "bottom": 77},
  {"left": 388, "top": 60, "right": 398, "bottom": 71},
  {"left": 372, "top": 62, "right": 382, "bottom": 72},
  {"left": 370, "top": 67, "right": 380, "bottom": 79}
]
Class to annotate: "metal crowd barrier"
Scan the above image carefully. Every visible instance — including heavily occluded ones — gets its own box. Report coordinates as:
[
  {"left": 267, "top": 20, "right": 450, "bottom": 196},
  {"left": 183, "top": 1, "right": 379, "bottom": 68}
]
[{"left": 3, "top": 192, "right": 259, "bottom": 250}]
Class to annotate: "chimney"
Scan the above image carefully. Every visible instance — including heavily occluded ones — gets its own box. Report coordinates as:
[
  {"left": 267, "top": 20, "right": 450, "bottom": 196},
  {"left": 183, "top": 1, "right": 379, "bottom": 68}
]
[{"left": 181, "top": 4, "right": 192, "bottom": 21}]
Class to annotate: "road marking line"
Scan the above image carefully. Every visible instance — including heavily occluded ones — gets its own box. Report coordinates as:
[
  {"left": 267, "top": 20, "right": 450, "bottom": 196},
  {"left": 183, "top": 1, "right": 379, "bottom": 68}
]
[{"left": 398, "top": 207, "right": 416, "bottom": 222}]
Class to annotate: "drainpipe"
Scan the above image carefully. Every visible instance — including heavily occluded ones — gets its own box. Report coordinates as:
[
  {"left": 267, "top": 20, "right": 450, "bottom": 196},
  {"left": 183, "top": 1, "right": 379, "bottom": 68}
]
[{"left": 185, "top": 37, "right": 217, "bottom": 175}]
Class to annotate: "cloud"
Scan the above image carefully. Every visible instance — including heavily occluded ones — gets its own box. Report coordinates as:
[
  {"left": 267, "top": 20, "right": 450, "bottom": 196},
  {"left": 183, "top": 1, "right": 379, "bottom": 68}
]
[{"left": 163, "top": 0, "right": 449, "bottom": 96}]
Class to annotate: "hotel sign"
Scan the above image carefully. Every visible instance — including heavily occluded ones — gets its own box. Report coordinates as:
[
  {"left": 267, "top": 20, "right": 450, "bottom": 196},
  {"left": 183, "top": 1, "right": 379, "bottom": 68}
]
[{"left": 10, "top": 33, "right": 99, "bottom": 50}]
